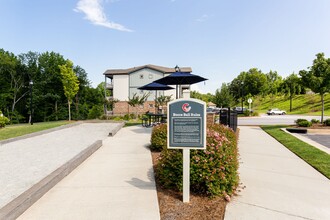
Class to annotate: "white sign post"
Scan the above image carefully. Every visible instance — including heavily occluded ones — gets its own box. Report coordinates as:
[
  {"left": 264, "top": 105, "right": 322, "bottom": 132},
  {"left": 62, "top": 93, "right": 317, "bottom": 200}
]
[
  {"left": 167, "top": 98, "right": 206, "bottom": 203},
  {"left": 183, "top": 149, "right": 190, "bottom": 202},
  {"left": 247, "top": 98, "right": 253, "bottom": 116}
]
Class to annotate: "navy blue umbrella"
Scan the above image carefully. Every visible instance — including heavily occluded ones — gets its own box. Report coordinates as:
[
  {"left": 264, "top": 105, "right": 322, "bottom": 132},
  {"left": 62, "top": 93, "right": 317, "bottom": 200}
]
[
  {"left": 154, "top": 70, "right": 208, "bottom": 98},
  {"left": 138, "top": 82, "right": 174, "bottom": 100},
  {"left": 138, "top": 82, "right": 174, "bottom": 91},
  {"left": 154, "top": 72, "right": 207, "bottom": 85}
]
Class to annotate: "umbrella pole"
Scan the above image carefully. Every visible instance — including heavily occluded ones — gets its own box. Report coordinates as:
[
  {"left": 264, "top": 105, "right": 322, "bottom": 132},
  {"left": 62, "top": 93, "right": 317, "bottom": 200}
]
[
  {"left": 176, "top": 85, "right": 178, "bottom": 99},
  {"left": 155, "top": 90, "right": 157, "bottom": 113}
]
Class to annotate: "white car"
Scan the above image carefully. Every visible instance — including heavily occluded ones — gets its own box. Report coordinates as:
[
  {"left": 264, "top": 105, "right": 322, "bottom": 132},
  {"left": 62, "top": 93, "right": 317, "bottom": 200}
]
[{"left": 267, "top": 108, "right": 286, "bottom": 115}]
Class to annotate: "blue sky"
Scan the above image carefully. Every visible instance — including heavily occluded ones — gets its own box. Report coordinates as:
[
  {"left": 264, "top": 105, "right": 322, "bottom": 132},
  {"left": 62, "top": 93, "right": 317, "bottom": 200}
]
[{"left": 1, "top": 0, "right": 330, "bottom": 94}]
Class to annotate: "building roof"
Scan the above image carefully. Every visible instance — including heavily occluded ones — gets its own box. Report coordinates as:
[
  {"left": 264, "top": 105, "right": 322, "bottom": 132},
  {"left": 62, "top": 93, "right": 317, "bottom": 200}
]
[{"left": 103, "top": 64, "right": 192, "bottom": 76}]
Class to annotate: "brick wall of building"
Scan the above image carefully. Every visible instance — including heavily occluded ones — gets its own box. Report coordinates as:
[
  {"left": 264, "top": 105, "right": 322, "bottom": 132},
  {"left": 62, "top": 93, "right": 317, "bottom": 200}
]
[
  {"left": 113, "top": 101, "right": 158, "bottom": 116},
  {"left": 207, "top": 113, "right": 215, "bottom": 125}
]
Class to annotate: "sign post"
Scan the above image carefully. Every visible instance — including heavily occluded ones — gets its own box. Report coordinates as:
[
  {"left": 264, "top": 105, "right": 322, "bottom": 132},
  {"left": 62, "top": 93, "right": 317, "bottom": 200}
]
[
  {"left": 247, "top": 98, "right": 253, "bottom": 115},
  {"left": 167, "top": 98, "right": 206, "bottom": 203}
]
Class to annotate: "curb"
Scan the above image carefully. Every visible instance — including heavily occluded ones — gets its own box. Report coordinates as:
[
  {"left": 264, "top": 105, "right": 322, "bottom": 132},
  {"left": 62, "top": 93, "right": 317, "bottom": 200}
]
[
  {"left": 109, "top": 122, "right": 125, "bottom": 136},
  {"left": 0, "top": 140, "right": 103, "bottom": 220}
]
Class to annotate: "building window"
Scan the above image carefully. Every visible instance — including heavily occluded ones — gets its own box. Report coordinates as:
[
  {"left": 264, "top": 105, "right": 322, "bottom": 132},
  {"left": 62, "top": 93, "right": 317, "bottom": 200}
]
[
  {"left": 140, "top": 74, "right": 144, "bottom": 79},
  {"left": 149, "top": 104, "right": 154, "bottom": 108}
]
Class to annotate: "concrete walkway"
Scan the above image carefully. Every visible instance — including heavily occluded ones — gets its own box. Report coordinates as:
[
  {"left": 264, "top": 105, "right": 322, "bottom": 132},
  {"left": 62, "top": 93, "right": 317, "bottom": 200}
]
[
  {"left": 225, "top": 126, "right": 330, "bottom": 220},
  {"left": 17, "top": 125, "right": 160, "bottom": 220}
]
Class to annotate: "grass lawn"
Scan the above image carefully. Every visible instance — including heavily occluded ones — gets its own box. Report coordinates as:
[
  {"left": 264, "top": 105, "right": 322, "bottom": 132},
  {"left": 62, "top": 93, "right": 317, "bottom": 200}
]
[
  {"left": 124, "top": 121, "right": 142, "bottom": 127},
  {"left": 261, "top": 125, "right": 330, "bottom": 179},
  {"left": 252, "top": 93, "right": 330, "bottom": 116},
  {"left": 0, "top": 121, "right": 72, "bottom": 141}
]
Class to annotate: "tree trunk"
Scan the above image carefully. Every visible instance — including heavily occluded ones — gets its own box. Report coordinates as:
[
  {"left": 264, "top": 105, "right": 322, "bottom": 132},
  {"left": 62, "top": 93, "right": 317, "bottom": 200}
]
[
  {"left": 321, "top": 93, "right": 324, "bottom": 123},
  {"left": 68, "top": 99, "right": 71, "bottom": 121},
  {"left": 55, "top": 101, "right": 58, "bottom": 121},
  {"left": 76, "top": 94, "right": 79, "bottom": 120}
]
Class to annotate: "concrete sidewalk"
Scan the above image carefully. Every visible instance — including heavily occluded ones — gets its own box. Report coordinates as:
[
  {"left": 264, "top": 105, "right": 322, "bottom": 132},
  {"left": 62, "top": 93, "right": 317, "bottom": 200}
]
[
  {"left": 17, "top": 126, "right": 160, "bottom": 220},
  {"left": 225, "top": 126, "right": 330, "bottom": 220}
]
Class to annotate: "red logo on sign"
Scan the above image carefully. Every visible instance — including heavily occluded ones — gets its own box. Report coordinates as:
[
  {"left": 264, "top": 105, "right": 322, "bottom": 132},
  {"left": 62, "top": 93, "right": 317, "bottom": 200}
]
[{"left": 182, "top": 103, "right": 191, "bottom": 112}]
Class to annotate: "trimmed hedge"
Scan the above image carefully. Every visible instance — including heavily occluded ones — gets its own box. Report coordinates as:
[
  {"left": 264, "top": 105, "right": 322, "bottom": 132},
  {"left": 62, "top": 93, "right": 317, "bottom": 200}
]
[
  {"left": 324, "top": 118, "right": 330, "bottom": 126},
  {"left": 150, "top": 123, "right": 167, "bottom": 151},
  {"left": 295, "top": 118, "right": 312, "bottom": 127},
  {"left": 155, "top": 123, "right": 239, "bottom": 197}
]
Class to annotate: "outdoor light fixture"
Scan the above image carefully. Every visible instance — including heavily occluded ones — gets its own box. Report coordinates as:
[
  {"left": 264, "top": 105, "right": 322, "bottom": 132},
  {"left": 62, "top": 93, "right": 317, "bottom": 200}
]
[
  {"left": 241, "top": 81, "right": 244, "bottom": 111},
  {"left": 29, "top": 80, "right": 33, "bottom": 125}
]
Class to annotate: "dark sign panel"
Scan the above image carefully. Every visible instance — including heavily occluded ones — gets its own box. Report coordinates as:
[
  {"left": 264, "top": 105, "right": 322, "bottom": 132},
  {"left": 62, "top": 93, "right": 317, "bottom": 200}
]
[{"left": 167, "top": 99, "right": 206, "bottom": 149}]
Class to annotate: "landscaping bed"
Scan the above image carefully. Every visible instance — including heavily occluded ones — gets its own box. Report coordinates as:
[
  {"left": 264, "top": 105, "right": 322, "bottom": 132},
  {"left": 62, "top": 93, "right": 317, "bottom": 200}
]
[
  {"left": 150, "top": 123, "right": 239, "bottom": 219},
  {"left": 151, "top": 152, "right": 227, "bottom": 220}
]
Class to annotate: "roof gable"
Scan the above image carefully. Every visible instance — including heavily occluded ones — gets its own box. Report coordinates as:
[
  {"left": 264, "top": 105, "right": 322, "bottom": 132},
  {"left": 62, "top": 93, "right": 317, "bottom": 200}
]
[{"left": 103, "top": 64, "right": 192, "bottom": 76}]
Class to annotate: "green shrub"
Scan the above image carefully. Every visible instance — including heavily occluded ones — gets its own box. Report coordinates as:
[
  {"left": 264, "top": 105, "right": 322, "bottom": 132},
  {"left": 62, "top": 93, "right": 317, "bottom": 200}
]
[
  {"left": 0, "top": 111, "right": 10, "bottom": 128},
  {"left": 87, "top": 105, "right": 103, "bottom": 119},
  {"left": 323, "top": 119, "right": 330, "bottom": 126},
  {"left": 156, "top": 124, "right": 239, "bottom": 198},
  {"left": 123, "top": 114, "right": 130, "bottom": 121},
  {"left": 311, "top": 119, "right": 320, "bottom": 124},
  {"left": 150, "top": 123, "right": 167, "bottom": 151},
  {"left": 250, "top": 111, "right": 259, "bottom": 116},
  {"left": 297, "top": 120, "right": 312, "bottom": 127},
  {"left": 113, "top": 116, "right": 123, "bottom": 121},
  {"left": 243, "top": 110, "right": 250, "bottom": 116},
  {"left": 295, "top": 118, "right": 308, "bottom": 125}
]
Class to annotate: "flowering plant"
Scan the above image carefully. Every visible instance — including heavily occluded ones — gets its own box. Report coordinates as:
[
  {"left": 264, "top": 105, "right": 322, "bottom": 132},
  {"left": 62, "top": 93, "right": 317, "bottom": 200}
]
[{"left": 156, "top": 124, "right": 239, "bottom": 197}]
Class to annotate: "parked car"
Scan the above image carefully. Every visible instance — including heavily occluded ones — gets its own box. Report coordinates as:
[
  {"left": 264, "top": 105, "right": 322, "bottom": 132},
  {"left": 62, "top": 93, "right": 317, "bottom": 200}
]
[
  {"left": 207, "top": 107, "right": 214, "bottom": 113},
  {"left": 267, "top": 108, "right": 286, "bottom": 115},
  {"left": 233, "top": 107, "right": 247, "bottom": 114},
  {"left": 212, "top": 107, "right": 221, "bottom": 114}
]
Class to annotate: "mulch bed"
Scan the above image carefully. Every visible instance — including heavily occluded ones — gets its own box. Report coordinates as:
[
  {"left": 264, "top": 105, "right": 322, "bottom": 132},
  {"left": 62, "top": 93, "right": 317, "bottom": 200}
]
[{"left": 151, "top": 152, "right": 227, "bottom": 220}]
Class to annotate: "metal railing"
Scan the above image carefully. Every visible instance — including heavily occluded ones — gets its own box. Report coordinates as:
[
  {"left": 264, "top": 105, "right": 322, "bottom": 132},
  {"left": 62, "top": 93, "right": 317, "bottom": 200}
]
[{"left": 219, "top": 107, "right": 238, "bottom": 132}]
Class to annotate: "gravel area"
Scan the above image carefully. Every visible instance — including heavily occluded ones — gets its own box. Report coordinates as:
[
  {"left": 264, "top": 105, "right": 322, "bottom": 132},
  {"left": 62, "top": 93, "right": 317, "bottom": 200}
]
[{"left": 0, "top": 122, "right": 122, "bottom": 209}]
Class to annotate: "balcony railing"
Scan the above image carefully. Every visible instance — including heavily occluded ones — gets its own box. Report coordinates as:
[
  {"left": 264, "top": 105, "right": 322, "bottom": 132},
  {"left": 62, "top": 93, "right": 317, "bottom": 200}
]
[
  {"left": 106, "top": 96, "right": 114, "bottom": 101},
  {"left": 106, "top": 83, "right": 113, "bottom": 89}
]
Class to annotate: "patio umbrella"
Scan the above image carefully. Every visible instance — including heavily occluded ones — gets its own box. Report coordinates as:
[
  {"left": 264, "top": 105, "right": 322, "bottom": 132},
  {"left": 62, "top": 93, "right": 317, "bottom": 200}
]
[
  {"left": 154, "top": 71, "right": 208, "bottom": 98},
  {"left": 138, "top": 82, "right": 174, "bottom": 112},
  {"left": 138, "top": 82, "right": 174, "bottom": 99}
]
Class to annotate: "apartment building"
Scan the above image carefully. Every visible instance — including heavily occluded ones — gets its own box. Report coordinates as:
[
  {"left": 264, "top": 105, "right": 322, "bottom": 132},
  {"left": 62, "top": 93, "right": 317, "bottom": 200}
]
[{"left": 103, "top": 64, "right": 192, "bottom": 115}]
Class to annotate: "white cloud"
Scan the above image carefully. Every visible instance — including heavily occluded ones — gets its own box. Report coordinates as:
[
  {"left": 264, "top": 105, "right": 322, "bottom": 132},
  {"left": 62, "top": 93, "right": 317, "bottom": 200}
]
[
  {"left": 74, "top": 0, "right": 132, "bottom": 32},
  {"left": 196, "top": 14, "right": 209, "bottom": 22}
]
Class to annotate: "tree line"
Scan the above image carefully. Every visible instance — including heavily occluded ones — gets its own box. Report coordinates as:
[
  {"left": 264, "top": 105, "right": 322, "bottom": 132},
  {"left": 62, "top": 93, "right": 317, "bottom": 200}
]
[
  {"left": 192, "top": 52, "right": 330, "bottom": 122},
  {"left": 0, "top": 49, "right": 105, "bottom": 124}
]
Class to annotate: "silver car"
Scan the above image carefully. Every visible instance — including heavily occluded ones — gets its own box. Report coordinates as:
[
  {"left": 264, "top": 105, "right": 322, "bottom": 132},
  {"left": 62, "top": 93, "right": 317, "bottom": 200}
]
[{"left": 267, "top": 108, "right": 286, "bottom": 115}]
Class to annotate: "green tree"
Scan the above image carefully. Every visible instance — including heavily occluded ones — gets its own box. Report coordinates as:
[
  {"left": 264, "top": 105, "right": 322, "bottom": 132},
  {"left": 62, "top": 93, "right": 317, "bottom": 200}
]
[
  {"left": 190, "top": 91, "right": 214, "bottom": 103},
  {"left": 127, "top": 93, "right": 149, "bottom": 116},
  {"left": 230, "top": 68, "right": 268, "bottom": 106},
  {"left": 155, "top": 95, "right": 172, "bottom": 113},
  {"left": 37, "top": 51, "right": 66, "bottom": 121},
  {"left": 244, "top": 68, "right": 268, "bottom": 97},
  {"left": 266, "top": 70, "right": 283, "bottom": 106},
  {"left": 0, "top": 49, "right": 30, "bottom": 122},
  {"left": 59, "top": 60, "right": 79, "bottom": 121},
  {"left": 282, "top": 73, "right": 302, "bottom": 112},
  {"left": 214, "top": 83, "right": 233, "bottom": 107},
  {"left": 299, "top": 53, "right": 330, "bottom": 123}
]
